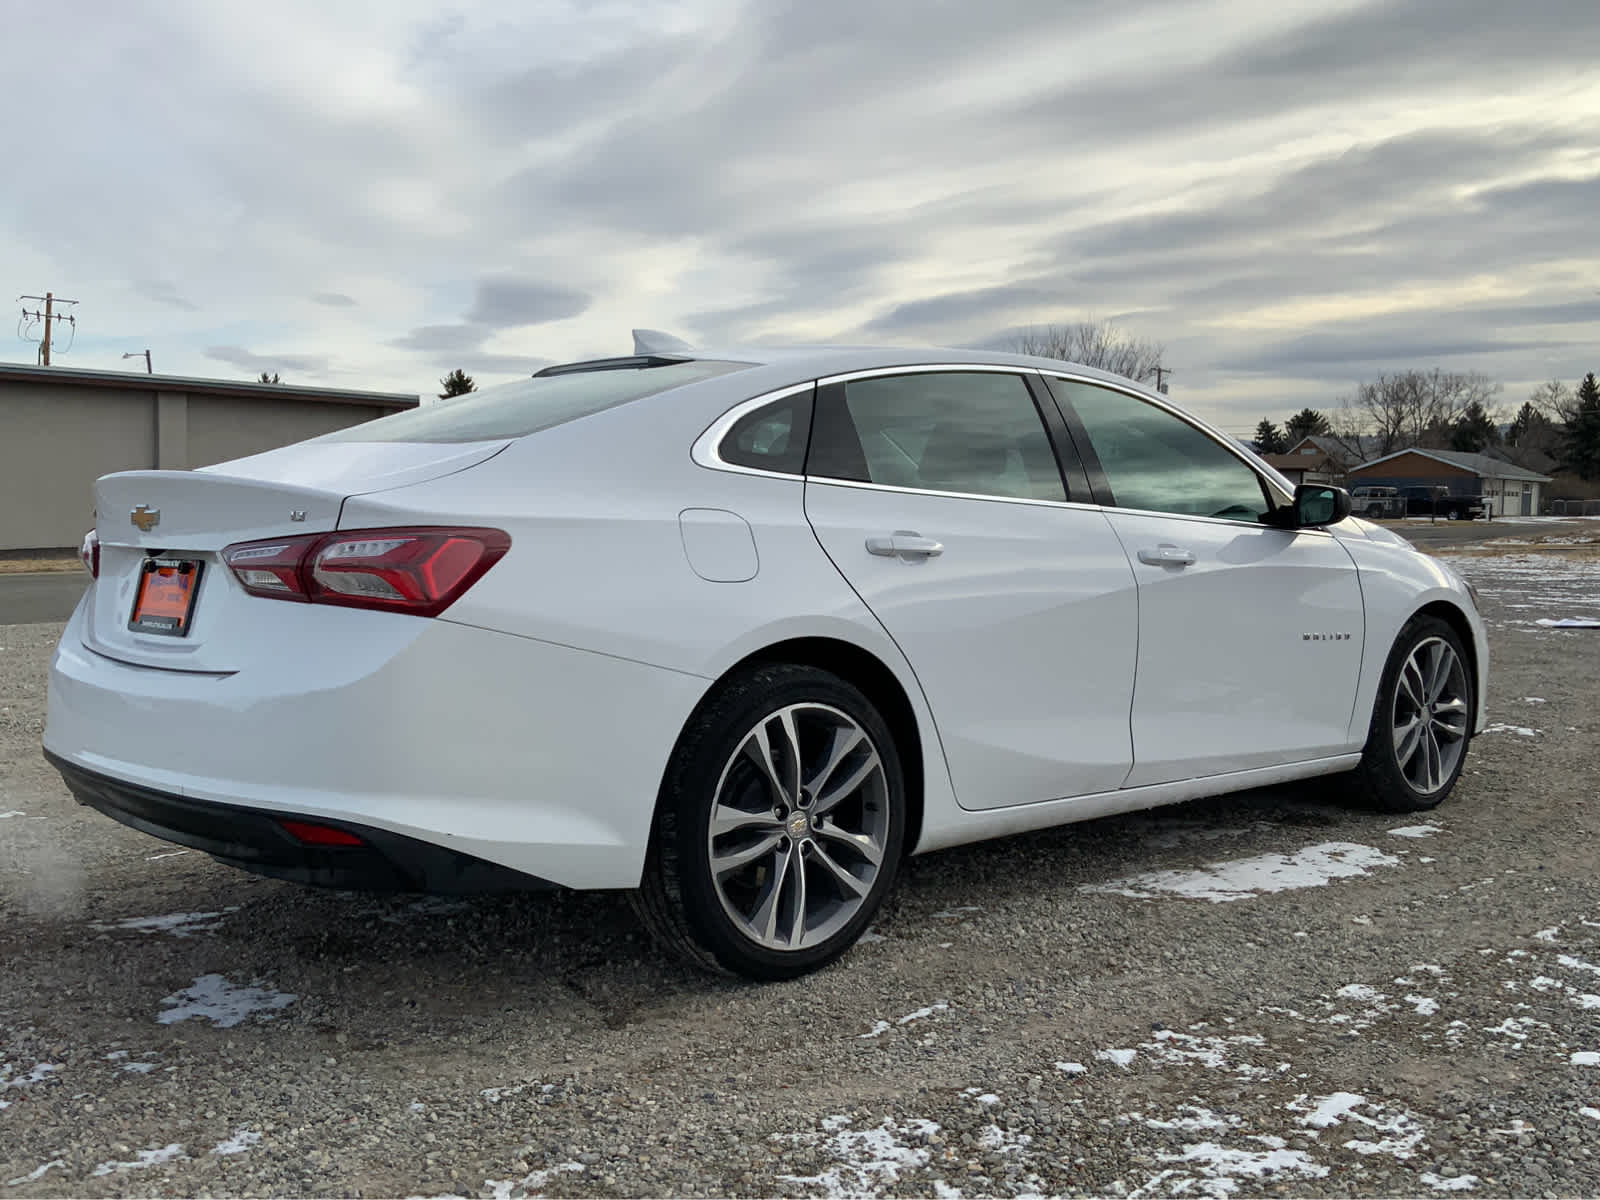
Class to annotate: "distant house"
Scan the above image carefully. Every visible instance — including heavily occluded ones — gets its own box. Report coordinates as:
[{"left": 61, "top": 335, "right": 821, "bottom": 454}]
[
  {"left": 1260, "top": 435, "right": 1362, "bottom": 486},
  {"left": 1348, "top": 448, "right": 1552, "bottom": 516}
]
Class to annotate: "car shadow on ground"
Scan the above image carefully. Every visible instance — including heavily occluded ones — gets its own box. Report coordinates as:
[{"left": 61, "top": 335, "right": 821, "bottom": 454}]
[{"left": 51, "top": 779, "right": 1376, "bottom": 1039}]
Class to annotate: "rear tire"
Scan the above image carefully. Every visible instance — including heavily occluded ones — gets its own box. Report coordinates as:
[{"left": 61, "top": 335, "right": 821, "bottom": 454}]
[
  {"left": 631, "top": 664, "right": 906, "bottom": 980},
  {"left": 1343, "top": 615, "right": 1474, "bottom": 813}
]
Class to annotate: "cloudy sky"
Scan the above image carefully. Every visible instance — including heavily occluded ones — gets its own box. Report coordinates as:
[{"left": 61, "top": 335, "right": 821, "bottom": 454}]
[{"left": 4, "top": 0, "right": 1598, "bottom": 433}]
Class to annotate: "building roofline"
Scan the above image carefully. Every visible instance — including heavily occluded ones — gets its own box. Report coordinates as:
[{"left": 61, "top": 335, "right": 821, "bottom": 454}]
[
  {"left": 0, "top": 360, "right": 418, "bottom": 409},
  {"left": 1351, "top": 446, "right": 1552, "bottom": 482}
]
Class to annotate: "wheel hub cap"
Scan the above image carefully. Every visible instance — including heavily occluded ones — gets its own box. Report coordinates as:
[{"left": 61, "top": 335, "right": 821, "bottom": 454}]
[
  {"left": 706, "top": 702, "right": 890, "bottom": 952},
  {"left": 1390, "top": 636, "right": 1469, "bottom": 796}
]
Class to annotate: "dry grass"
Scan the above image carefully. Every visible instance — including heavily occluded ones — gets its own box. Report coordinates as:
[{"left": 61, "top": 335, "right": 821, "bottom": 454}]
[{"left": 0, "top": 555, "right": 82, "bottom": 574}]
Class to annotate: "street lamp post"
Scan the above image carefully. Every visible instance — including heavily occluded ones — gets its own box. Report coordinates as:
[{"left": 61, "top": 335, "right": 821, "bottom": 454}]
[{"left": 122, "top": 350, "right": 152, "bottom": 374}]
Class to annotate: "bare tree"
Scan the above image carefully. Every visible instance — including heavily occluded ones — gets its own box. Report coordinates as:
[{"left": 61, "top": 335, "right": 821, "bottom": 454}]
[
  {"left": 1009, "top": 318, "right": 1166, "bottom": 385},
  {"left": 1329, "top": 369, "right": 1502, "bottom": 458}
]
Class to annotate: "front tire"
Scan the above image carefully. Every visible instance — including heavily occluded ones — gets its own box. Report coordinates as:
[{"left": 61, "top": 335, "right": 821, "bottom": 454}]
[
  {"left": 1346, "top": 615, "right": 1474, "bottom": 812},
  {"left": 632, "top": 664, "right": 907, "bottom": 980}
]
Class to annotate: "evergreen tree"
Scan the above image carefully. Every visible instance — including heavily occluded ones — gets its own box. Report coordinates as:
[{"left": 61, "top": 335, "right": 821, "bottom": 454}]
[
  {"left": 438, "top": 368, "right": 477, "bottom": 399},
  {"left": 1253, "top": 419, "right": 1286, "bottom": 454},
  {"left": 1284, "top": 408, "right": 1330, "bottom": 443},
  {"left": 1507, "top": 401, "right": 1538, "bottom": 446},
  {"left": 1563, "top": 372, "right": 1600, "bottom": 481},
  {"left": 1450, "top": 399, "right": 1500, "bottom": 452}
]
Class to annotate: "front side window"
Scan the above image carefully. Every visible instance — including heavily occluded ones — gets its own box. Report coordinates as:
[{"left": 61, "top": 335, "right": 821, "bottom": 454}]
[
  {"left": 807, "top": 372, "right": 1066, "bottom": 502},
  {"left": 1052, "top": 378, "right": 1274, "bottom": 522}
]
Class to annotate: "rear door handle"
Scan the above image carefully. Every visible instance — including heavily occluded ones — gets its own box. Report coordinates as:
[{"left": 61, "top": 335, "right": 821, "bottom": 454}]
[
  {"left": 1137, "top": 544, "right": 1196, "bottom": 567},
  {"left": 866, "top": 532, "right": 944, "bottom": 560}
]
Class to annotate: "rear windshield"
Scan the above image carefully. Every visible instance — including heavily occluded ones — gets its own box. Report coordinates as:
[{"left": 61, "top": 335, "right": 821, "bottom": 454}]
[{"left": 319, "top": 359, "right": 751, "bottom": 444}]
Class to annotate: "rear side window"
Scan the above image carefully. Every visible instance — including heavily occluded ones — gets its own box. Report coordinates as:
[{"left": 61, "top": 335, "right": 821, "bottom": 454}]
[
  {"left": 717, "top": 387, "right": 813, "bottom": 474},
  {"left": 807, "top": 371, "right": 1066, "bottom": 502},
  {"left": 319, "top": 360, "right": 751, "bottom": 444}
]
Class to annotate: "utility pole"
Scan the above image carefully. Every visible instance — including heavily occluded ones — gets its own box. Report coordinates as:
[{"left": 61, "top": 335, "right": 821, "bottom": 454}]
[
  {"left": 18, "top": 292, "right": 79, "bottom": 365},
  {"left": 122, "top": 350, "right": 153, "bottom": 374},
  {"left": 1152, "top": 365, "right": 1171, "bottom": 394}
]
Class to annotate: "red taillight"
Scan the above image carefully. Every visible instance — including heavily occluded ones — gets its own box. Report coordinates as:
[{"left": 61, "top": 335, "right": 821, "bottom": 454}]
[
  {"left": 222, "top": 527, "right": 509, "bottom": 617},
  {"left": 278, "top": 819, "right": 364, "bottom": 847},
  {"left": 80, "top": 529, "right": 100, "bottom": 578}
]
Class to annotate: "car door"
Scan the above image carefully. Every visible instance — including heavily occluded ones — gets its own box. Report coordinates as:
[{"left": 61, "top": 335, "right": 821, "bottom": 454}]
[
  {"left": 1043, "top": 375, "right": 1365, "bottom": 788},
  {"left": 802, "top": 367, "right": 1138, "bottom": 810}
]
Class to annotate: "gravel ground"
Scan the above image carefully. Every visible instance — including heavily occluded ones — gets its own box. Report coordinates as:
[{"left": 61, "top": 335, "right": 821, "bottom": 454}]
[{"left": 2, "top": 548, "right": 1599, "bottom": 1199}]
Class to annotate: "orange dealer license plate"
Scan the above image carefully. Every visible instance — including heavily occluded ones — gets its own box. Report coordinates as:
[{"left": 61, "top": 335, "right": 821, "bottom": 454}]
[{"left": 129, "top": 558, "right": 204, "bottom": 637}]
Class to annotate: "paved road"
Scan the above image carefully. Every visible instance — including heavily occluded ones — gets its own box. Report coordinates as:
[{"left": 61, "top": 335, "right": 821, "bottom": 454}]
[{"left": 0, "top": 572, "right": 86, "bottom": 625}]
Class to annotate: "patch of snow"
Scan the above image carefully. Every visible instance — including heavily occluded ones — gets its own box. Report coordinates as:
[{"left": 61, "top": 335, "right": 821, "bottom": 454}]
[
  {"left": 1580, "top": 1106, "right": 1600, "bottom": 1121},
  {"left": 1149, "top": 1141, "right": 1327, "bottom": 1196},
  {"left": 1406, "top": 995, "right": 1440, "bottom": 1016},
  {"left": 211, "top": 1128, "right": 260, "bottom": 1156},
  {"left": 897, "top": 1002, "right": 949, "bottom": 1026},
  {"left": 1571, "top": 1051, "right": 1600, "bottom": 1066},
  {"left": 4, "top": 1160, "right": 65, "bottom": 1186},
  {"left": 92, "top": 908, "right": 237, "bottom": 937},
  {"left": 1097, "top": 1048, "right": 1138, "bottom": 1068},
  {"left": 1558, "top": 953, "right": 1600, "bottom": 975},
  {"left": 91, "top": 1143, "right": 186, "bottom": 1176},
  {"left": 0, "top": 810, "right": 25, "bottom": 818},
  {"left": 157, "top": 974, "right": 297, "bottom": 1028},
  {"left": 859, "top": 1020, "right": 892, "bottom": 1039},
  {"left": 1082, "top": 842, "right": 1401, "bottom": 903},
  {"left": 1388, "top": 824, "right": 1442, "bottom": 838},
  {"left": 1054, "top": 1061, "right": 1087, "bottom": 1075},
  {"left": 1484, "top": 1016, "right": 1547, "bottom": 1042},
  {"left": 1138, "top": 1105, "right": 1240, "bottom": 1132},
  {"left": 1290, "top": 1091, "right": 1366, "bottom": 1129},
  {"left": 145, "top": 849, "right": 191, "bottom": 861},
  {"left": 1523, "top": 696, "right": 1547, "bottom": 703},
  {"left": 1, "top": 1061, "right": 60, "bottom": 1098},
  {"left": 484, "top": 1161, "right": 583, "bottom": 1199},
  {"left": 775, "top": 1116, "right": 940, "bottom": 1198},
  {"left": 1535, "top": 617, "right": 1600, "bottom": 629},
  {"left": 1336, "top": 983, "right": 1383, "bottom": 1002},
  {"left": 1421, "top": 1172, "right": 1480, "bottom": 1191},
  {"left": 1532, "top": 926, "right": 1561, "bottom": 942}
]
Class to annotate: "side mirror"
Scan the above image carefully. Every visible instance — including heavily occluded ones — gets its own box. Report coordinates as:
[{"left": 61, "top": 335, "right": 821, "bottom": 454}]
[{"left": 1266, "top": 484, "right": 1351, "bottom": 529}]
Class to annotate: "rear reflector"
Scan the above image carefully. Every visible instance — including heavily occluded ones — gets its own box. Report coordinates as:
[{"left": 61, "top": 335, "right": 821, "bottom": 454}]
[
  {"left": 278, "top": 819, "right": 365, "bottom": 847},
  {"left": 222, "top": 526, "right": 510, "bottom": 617}
]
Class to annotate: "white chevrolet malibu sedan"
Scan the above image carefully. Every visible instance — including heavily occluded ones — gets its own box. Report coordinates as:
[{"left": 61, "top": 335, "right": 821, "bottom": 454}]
[{"left": 45, "top": 339, "right": 1488, "bottom": 979}]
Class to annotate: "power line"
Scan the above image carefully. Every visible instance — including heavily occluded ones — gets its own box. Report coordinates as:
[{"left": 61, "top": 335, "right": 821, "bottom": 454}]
[{"left": 18, "top": 292, "right": 79, "bottom": 365}]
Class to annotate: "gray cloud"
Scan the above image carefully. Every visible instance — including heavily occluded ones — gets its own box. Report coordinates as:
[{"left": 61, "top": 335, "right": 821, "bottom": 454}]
[
  {"left": 465, "top": 278, "right": 590, "bottom": 327},
  {"left": 390, "top": 324, "right": 490, "bottom": 352},
  {"left": 312, "top": 292, "right": 357, "bottom": 307},
  {"left": 205, "top": 346, "right": 329, "bottom": 375},
  {"left": 134, "top": 279, "right": 197, "bottom": 312},
  {"left": 462, "top": 353, "right": 555, "bottom": 374}
]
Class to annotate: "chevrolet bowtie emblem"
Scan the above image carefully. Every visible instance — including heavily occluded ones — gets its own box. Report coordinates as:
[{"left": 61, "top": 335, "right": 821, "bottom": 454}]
[{"left": 130, "top": 505, "right": 161, "bottom": 532}]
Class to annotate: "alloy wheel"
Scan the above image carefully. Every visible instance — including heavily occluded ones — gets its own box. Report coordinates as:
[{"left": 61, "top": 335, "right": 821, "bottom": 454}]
[
  {"left": 706, "top": 702, "right": 890, "bottom": 951},
  {"left": 1390, "top": 636, "right": 1469, "bottom": 795}
]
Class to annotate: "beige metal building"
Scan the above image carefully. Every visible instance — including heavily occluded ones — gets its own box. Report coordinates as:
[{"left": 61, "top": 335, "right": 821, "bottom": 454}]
[{"left": 0, "top": 362, "right": 417, "bottom": 551}]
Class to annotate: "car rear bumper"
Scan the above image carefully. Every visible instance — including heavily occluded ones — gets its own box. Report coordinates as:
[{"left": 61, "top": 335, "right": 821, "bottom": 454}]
[
  {"left": 43, "top": 602, "right": 709, "bottom": 890},
  {"left": 46, "top": 749, "right": 553, "bottom": 892}
]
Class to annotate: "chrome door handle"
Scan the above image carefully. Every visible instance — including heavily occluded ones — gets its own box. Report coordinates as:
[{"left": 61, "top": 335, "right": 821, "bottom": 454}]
[
  {"left": 1137, "top": 545, "right": 1196, "bottom": 567},
  {"left": 866, "top": 532, "right": 944, "bottom": 559}
]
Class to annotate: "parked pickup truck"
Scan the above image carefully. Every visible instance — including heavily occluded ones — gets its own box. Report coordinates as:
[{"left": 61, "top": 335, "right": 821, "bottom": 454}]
[
  {"left": 1397, "top": 487, "right": 1488, "bottom": 520},
  {"left": 1350, "top": 486, "right": 1404, "bottom": 519}
]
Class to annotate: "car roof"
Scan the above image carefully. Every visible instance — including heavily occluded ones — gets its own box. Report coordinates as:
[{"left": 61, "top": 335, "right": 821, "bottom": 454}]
[{"left": 683, "top": 342, "right": 1163, "bottom": 396}]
